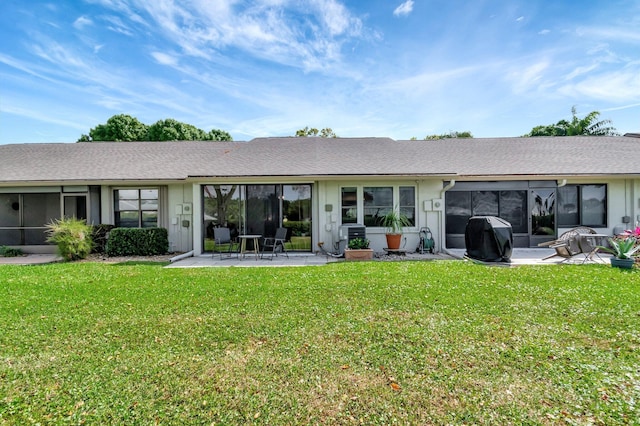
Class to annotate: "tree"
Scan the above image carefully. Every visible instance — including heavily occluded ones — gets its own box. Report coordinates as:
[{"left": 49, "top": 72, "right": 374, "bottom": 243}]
[
  {"left": 78, "top": 114, "right": 232, "bottom": 142},
  {"left": 295, "top": 127, "right": 338, "bottom": 138},
  {"left": 410, "top": 131, "right": 473, "bottom": 140},
  {"left": 525, "top": 106, "right": 618, "bottom": 137},
  {"left": 79, "top": 114, "right": 149, "bottom": 142}
]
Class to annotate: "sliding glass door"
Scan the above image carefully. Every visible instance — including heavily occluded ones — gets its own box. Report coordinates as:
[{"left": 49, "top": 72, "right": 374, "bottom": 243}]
[{"left": 203, "top": 184, "right": 312, "bottom": 252}]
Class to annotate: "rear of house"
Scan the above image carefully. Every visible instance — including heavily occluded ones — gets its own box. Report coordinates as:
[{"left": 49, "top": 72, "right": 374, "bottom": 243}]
[{"left": 1, "top": 136, "right": 638, "bottom": 255}]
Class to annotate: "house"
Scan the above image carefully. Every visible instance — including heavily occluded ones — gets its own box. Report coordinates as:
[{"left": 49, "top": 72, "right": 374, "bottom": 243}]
[{"left": 1, "top": 135, "right": 638, "bottom": 255}]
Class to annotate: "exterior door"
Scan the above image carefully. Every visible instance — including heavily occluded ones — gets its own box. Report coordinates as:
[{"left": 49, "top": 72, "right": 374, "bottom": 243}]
[{"left": 530, "top": 188, "right": 556, "bottom": 246}]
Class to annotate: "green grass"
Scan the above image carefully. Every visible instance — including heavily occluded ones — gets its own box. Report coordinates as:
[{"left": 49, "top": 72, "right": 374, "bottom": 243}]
[{"left": 1, "top": 261, "right": 638, "bottom": 424}]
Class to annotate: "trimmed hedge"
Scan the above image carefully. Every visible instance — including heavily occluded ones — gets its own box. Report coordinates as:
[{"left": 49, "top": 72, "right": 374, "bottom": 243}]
[{"left": 105, "top": 227, "right": 169, "bottom": 256}]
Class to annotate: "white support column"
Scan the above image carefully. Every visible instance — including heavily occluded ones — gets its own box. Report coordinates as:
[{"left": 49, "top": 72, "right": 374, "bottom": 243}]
[{"left": 192, "top": 183, "right": 203, "bottom": 255}]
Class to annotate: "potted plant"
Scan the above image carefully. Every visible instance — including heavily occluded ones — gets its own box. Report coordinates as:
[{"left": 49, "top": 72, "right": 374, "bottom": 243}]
[
  {"left": 379, "top": 207, "right": 412, "bottom": 250},
  {"left": 344, "top": 238, "right": 373, "bottom": 261},
  {"left": 599, "top": 237, "right": 639, "bottom": 269}
]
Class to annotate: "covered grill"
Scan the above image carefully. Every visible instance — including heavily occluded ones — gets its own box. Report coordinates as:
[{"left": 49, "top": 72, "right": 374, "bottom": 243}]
[{"left": 464, "top": 216, "right": 513, "bottom": 263}]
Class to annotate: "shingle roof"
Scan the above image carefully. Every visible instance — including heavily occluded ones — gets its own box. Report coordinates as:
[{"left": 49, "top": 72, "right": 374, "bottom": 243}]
[{"left": 0, "top": 136, "right": 638, "bottom": 184}]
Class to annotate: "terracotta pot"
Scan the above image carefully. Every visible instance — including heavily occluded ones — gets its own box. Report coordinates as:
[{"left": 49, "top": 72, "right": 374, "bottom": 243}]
[
  {"left": 344, "top": 248, "right": 374, "bottom": 261},
  {"left": 386, "top": 233, "right": 402, "bottom": 250}
]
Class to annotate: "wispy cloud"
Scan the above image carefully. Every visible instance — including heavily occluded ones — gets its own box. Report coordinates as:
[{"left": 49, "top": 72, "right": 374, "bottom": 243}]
[
  {"left": 73, "top": 16, "right": 93, "bottom": 29},
  {"left": 125, "top": 0, "right": 366, "bottom": 72},
  {"left": 393, "top": 1, "right": 414, "bottom": 17}
]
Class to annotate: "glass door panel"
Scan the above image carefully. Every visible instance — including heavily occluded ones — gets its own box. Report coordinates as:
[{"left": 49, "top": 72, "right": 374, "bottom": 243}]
[
  {"left": 282, "top": 184, "right": 312, "bottom": 251},
  {"left": 530, "top": 188, "right": 556, "bottom": 246},
  {"left": 246, "top": 185, "right": 280, "bottom": 238}
]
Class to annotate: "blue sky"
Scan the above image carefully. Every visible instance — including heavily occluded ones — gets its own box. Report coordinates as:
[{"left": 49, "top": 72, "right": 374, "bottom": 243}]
[{"left": 1, "top": 0, "right": 639, "bottom": 144}]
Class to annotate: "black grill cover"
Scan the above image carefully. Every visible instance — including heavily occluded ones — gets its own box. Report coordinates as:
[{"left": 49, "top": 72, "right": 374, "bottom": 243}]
[{"left": 464, "top": 216, "right": 513, "bottom": 262}]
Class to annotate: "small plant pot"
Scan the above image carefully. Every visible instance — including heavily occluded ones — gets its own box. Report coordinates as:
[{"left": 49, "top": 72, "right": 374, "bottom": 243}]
[
  {"left": 610, "top": 257, "right": 635, "bottom": 269},
  {"left": 344, "top": 248, "right": 374, "bottom": 261},
  {"left": 386, "top": 233, "right": 402, "bottom": 250}
]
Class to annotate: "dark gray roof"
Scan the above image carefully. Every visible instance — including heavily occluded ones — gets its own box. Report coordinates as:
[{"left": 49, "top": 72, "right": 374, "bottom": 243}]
[{"left": 0, "top": 136, "right": 638, "bottom": 184}]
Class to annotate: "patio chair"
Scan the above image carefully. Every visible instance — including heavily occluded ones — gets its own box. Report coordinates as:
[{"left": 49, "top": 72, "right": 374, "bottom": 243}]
[
  {"left": 261, "top": 227, "right": 289, "bottom": 260},
  {"left": 538, "top": 226, "right": 597, "bottom": 262},
  {"left": 212, "top": 227, "right": 239, "bottom": 260}
]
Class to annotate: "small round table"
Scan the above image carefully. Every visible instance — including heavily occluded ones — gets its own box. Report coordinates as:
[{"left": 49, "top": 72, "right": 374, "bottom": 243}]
[{"left": 238, "top": 235, "right": 261, "bottom": 260}]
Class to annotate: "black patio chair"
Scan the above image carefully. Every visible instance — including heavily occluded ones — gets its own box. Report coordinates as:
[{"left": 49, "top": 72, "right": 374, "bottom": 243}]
[
  {"left": 261, "top": 227, "right": 289, "bottom": 260},
  {"left": 212, "top": 227, "right": 239, "bottom": 260}
]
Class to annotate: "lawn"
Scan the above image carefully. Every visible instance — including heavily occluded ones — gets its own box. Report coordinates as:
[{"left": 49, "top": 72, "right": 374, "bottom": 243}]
[{"left": 1, "top": 261, "right": 638, "bottom": 424}]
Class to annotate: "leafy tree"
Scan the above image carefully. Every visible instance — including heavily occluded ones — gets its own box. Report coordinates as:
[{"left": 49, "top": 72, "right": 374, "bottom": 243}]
[
  {"left": 410, "top": 131, "right": 473, "bottom": 140},
  {"left": 79, "top": 114, "right": 149, "bottom": 142},
  {"left": 295, "top": 127, "right": 338, "bottom": 138},
  {"left": 525, "top": 106, "right": 618, "bottom": 137},
  {"left": 147, "top": 119, "right": 208, "bottom": 141},
  {"left": 78, "top": 114, "right": 232, "bottom": 142}
]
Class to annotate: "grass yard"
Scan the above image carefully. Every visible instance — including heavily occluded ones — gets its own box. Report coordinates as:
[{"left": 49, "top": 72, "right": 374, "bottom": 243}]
[{"left": 1, "top": 261, "right": 639, "bottom": 424}]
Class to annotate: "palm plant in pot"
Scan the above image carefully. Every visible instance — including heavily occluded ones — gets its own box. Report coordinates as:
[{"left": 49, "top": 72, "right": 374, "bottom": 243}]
[
  {"left": 599, "top": 237, "right": 639, "bottom": 269},
  {"left": 380, "top": 207, "right": 412, "bottom": 250}
]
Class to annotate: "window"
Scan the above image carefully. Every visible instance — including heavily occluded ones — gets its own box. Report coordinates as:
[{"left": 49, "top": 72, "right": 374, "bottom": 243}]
[
  {"left": 341, "top": 187, "right": 357, "bottom": 224},
  {"left": 399, "top": 186, "right": 416, "bottom": 226},
  {"left": 363, "top": 187, "right": 393, "bottom": 226},
  {"left": 341, "top": 186, "right": 416, "bottom": 227},
  {"left": 558, "top": 184, "right": 606, "bottom": 227},
  {"left": 114, "top": 189, "right": 158, "bottom": 228}
]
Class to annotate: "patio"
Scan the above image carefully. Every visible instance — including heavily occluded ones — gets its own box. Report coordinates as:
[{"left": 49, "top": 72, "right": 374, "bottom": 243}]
[{"left": 0, "top": 248, "right": 613, "bottom": 267}]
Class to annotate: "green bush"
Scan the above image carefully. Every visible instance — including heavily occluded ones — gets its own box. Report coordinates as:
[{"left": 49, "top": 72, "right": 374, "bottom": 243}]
[
  {"left": 105, "top": 227, "right": 168, "bottom": 256},
  {"left": 91, "top": 224, "right": 115, "bottom": 254},
  {"left": 0, "top": 245, "right": 23, "bottom": 257},
  {"left": 45, "top": 217, "right": 93, "bottom": 261}
]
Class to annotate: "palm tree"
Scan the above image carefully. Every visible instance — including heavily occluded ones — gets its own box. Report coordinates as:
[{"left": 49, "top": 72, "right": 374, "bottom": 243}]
[{"left": 526, "top": 106, "right": 618, "bottom": 137}]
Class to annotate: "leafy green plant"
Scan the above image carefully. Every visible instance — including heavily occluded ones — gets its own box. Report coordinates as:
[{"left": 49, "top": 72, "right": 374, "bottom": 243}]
[
  {"left": 105, "top": 227, "right": 168, "bottom": 256},
  {"left": 45, "top": 217, "right": 93, "bottom": 261},
  {"left": 599, "top": 237, "right": 639, "bottom": 259},
  {"left": 0, "top": 245, "right": 23, "bottom": 257},
  {"left": 347, "top": 237, "right": 370, "bottom": 249},
  {"left": 379, "top": 206, "right": 411, "bottom": 234}
]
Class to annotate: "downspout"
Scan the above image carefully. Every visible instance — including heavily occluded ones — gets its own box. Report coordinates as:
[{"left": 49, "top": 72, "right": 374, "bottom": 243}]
[
  {"left": 170, "top": 250, "right": 194, "bottom": 263},
  {"left": 439, "top": 179, "right": 456, "bottom": 256},
  {"left": 557, "top": 179, "right": 567, "bottom": 188}
]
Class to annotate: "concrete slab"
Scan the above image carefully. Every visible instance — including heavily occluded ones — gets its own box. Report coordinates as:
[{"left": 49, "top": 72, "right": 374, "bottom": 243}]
[{"left": 0, "top": 254, "right": 61, "bottom": 265}]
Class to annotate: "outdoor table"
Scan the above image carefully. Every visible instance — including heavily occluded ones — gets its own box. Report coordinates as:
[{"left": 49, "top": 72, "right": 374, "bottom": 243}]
[{"left": 238, "top": 234, "right": 261, "bottom": 260}]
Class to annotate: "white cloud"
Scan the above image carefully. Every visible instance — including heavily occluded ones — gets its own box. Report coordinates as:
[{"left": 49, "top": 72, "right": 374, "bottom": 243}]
[
  {"left": 73, "top": 16, "right": 93, "bottom": 29},
  {"left": 393, "top": 0, "right": 414, "bottom": 17},
  {"left": 122, "top": 0, "right": 366, "bottom": 72},
  {"left": 506, "top": 60, "right": 550, "bottom": 94},
  {"left": 151, "top": 52, "right": 178, "bottom": 66},
  {"left": 516, "top": 16, "right": 524, "bottom": 22},
  {"left": 557, "top": 69, "right": 640, "bottom": 102},
  {"left": 538, "top": 29, "right": 550, "bottom": 35}
]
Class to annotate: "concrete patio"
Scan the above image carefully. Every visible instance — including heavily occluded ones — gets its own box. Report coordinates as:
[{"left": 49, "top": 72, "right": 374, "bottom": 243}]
[{"left": 0, "top": 248, "right": 613, "bottom": 267}]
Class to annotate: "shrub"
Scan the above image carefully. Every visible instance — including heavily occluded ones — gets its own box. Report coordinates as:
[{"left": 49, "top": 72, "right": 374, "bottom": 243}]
[
  {"left": 91, "top": 224, "right": 115, "bottom": 254},
  {"left": 105, "top": 227, "right": 168, "bottom": 256},
  {"left": 348, "top": 238, "right": 370, "bottom": 249},
  {"left": 0, "top": 246, "right": 23, "bottom": 257},
  {"left": 45, "top": 217, "right": 93, "bottom": 261}
]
